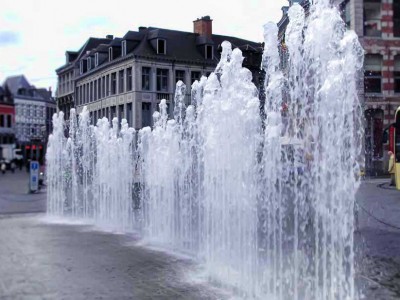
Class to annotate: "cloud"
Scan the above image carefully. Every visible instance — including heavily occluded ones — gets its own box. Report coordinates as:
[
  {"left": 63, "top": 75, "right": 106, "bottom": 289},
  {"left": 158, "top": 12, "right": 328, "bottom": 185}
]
[{"left": 0, "top": 31, "right": 20, "bottom": 46}]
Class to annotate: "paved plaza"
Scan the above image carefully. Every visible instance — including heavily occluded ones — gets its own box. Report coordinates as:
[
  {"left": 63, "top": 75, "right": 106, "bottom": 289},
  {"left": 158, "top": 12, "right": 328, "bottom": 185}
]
[{"left": 0, "top": 171, "right": 399, "bottom": 299}]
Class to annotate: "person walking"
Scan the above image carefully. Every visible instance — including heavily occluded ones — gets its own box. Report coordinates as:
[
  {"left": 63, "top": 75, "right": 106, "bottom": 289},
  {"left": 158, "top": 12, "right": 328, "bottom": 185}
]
[
  {"left": 1, "top": 161, "right": 6, "bottom": 174},
  {"left": 388, "top": 151, "right": 396, "bottom": 186}
]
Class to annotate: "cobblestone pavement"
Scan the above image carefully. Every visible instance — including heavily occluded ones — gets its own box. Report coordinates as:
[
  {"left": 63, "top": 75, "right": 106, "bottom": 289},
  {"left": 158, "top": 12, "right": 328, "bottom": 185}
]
[
  {"left": 0, "top": 215, "right": 228, "bottom": 300},
  {"left": 0, "top": 170, "right": 46, "bottom": 214},
  {"left": 356, "top": 178, "right": 400, "bottom": 299}
]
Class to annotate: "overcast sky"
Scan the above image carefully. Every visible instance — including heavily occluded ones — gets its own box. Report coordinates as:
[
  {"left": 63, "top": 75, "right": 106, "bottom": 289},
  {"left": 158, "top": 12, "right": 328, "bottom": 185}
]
[{"left": 0, "top": 0, "right": 287, "bottom": 93}]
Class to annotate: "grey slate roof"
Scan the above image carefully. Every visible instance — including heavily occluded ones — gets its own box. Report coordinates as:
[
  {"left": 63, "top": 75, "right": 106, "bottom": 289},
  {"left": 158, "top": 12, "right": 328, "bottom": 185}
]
[
  {"left": 58, "top": 23, "right": 263, "bottom": 79},
  {"left": 56, "top": 37, "right": 112, "bottom": 73},
  {"left": 2, "top": 75, "right": 54, "bottom": 103},
  {"left": 2, "top": 75, "right": 31, "bottom": 95},
  {"left": 131, "top": 27, "right": 262, "bottom": 63}
]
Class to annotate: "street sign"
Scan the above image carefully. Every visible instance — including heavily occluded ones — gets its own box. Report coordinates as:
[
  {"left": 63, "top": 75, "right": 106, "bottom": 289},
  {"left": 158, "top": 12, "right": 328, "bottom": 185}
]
[{"left": 30, "top": 161, "right": 39, "bottom": 192}]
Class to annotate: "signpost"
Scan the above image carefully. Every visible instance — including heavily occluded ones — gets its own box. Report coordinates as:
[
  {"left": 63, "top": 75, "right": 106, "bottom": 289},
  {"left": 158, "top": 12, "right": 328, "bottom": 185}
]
[{"left": 30, "top": 160, "right": 39, "bottom": 193}]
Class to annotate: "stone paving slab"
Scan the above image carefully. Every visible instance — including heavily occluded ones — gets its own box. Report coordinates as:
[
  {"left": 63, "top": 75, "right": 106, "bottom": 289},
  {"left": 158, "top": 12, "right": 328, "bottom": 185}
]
[
  {"left": 0, "top": 171, "right": 46, "bottom": 214},
  {"left": 0, "top": 214, "right": 228, "bottom": 300},
  {"left": 356, "top": 179, "right": 400, "bottom": 299}
]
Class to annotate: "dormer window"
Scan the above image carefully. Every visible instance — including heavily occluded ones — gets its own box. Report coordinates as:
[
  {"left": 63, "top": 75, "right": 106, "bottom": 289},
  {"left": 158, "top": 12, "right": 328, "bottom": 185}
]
[
  {"left": 95, "top": 53, "right": 99, "bottom": 67},
  {"left": 121, "top": 40, "right": 127, "bottom": 56},
  {"left": 205, "top": 45, "right": 213, "bottom": 59},
  {"left": 109, "top": 47, "right": 113, "bottom": 61},
  {"left": 157, "top": 39, "right": 166, "bottom": 55},
  {"left": 87, "top": 57, "right": 92, "bottom": 70}
]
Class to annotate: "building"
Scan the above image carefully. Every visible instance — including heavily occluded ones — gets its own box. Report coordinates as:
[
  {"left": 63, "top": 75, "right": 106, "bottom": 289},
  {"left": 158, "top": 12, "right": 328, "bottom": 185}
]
[
  {"left": 0, "top": 85, "right": 15, "bottom": 145},
  {"left": 2, "top": 75, "right": 57, "bottom": 163},
  {"left": 56, "top": 16, "right": 263, "bottom": 129},
  {"left": 278, "top": 0, "right": 400, "bottom": 175},
  {"left": 56, "top": 37, "right": 114, "bottom": 121}
]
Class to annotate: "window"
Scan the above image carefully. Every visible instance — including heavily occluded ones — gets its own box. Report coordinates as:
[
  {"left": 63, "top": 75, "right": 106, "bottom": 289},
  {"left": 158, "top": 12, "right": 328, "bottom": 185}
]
[
  {"left": 119, "top": 70, "right": 125, "bottom": 93},
  {"left": 364, "top": 54, "right": 382, "bottom": 93},
  {"left": 157, "top": 39, "right": 166, "bottom": 54},
  {"left": 81, "top": 86, "right": 84, "bottom": 104},
  {"left": 191, "top": 71, "right": 201, "bottom": 84},
  {"left": 364, "top": 0, "right": 381, "bottom": 37},
  {"left": 395, "top": 56, "right": 400, "bottom": 93},
  {"left": 94, "top": 80, "right": 97, "bottom": 100},
  {"left": 95, "top": 53, "right": 99, "bottom": 67},
  {"left": 157, "top": 69, "right": 168, "bottom": 91},
  {"left": 142, "top": 67, "right": 151, "bottom": 91},
  {"left": 90, "top": 81, "right": 94, "bottom": 101},
  {"left": 121, "top": 40, "right": 127, "bottom": 56},
  {"left": 0, "top": 115, "right": 3, "bottom": 127},
  {"left": 205, "top": 45, "right": 213, "bottom": 59},
  {"left": 341, "top": 0, "right": 351, "bottom": 28},
  {"left": 394, "top": 0, "right": 400, "bottom": 37},
  {"left": 98, "top": 78, "right": 101, "bottom": 99},
  {"left": 106, "top": 74, "right": 110, "bottom": 96},
  {"left": 109, "top": 47, "right": 113, "bottom": 61},
  {"left": 87, "top": 57, "right": 92, "bottom": 71},
  {"left": 102, "top": 76, "right": 106, "bottom": 98},
  {"left": 142, "top": 102, "right": 152, "bottom": 127},
  {"left": 7, "top": 115, "right": 12, "bottom": 128},
  {"left": 111, "top": 73, "right": 117, "bottom": 95},
  {"left": 127, "top": 67, "right": 133, "bottom": 91},
  {"left": 175, "top": 70, "right": 185, "bottom": 84},
  {"left": 80, "top": 60, "right": 84, "bottom": 74}
]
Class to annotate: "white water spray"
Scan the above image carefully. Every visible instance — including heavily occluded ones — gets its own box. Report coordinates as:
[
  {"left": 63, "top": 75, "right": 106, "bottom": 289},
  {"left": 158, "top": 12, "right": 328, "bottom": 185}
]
[{"left": 46, "top": 2, "right": 363, "bottom": 299}]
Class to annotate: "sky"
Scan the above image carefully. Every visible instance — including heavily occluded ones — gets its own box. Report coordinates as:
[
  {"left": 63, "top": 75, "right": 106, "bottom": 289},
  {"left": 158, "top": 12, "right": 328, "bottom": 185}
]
[{"left": 0, "top": 0, "right": 287, "bottom": 94}]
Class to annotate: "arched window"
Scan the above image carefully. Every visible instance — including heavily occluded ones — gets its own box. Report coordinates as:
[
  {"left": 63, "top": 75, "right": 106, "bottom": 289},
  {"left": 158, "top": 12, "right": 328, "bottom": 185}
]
[{"left": 364, "top": 54, "right": 382, "bottom": 93}]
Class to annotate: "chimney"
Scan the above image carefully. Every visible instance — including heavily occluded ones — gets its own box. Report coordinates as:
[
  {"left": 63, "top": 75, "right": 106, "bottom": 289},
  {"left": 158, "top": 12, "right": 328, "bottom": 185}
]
[
  {"left": 193, "top": 16, "right": 212, "bottom": 37},
  {"left": 106, "top": 34, "right": 114, "bottom": 39},
  {"left": 138, "top": 26, "right": 147, "bottom": 32}
]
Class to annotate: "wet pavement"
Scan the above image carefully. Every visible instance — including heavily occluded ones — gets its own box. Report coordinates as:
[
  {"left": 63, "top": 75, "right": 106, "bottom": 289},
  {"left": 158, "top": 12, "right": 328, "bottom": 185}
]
[
  {"left": 0, "top": 171, "right": 399, "bottom": 299},
  {"left": 356, "top": 178, "right": 400, "bottom": 299},
  {"left": 0, "top": 214, "right": 226, "bottom": 300},
  {"left": 0, "top": 172, "right": 227, "bottom": 299},
  {"left": 0, "top": 170, "right": 46, "bottom": 214}
]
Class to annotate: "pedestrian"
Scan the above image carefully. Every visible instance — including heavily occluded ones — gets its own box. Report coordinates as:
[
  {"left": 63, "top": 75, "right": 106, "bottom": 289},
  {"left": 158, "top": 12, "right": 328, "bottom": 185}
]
[
  {"left": 1, "top": 161, "right": 6, "bottom": 174},
  {"left": 388, "top": 151, "right": 396, "bottom": 186},
  {"left": 10, "top": 161, "right": 15, "bottom": 173}
]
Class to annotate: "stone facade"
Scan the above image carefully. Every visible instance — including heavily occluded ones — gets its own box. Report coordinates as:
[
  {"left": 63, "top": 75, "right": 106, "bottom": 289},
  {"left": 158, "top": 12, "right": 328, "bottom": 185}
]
[{"left": 56, "top": 16, "right": 263, "bottom": 130}]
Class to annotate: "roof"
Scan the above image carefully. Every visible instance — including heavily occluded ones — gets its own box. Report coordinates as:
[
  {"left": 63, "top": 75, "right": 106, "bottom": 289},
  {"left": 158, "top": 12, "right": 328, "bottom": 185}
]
[
  {"left": 56, "top": 37, "right": 112, "bottom": 73},
  {"left": 2, "top": 75, "right": 31, "bottom": 95},
  {"left": 2, "top": 75, "right": 54, "bottom": 103},
  {"left": 59, "top": 21, "right": 264, "bottom": 80},
  {"left": 130, "top": 27, "right": 262, "bottom": 66}
]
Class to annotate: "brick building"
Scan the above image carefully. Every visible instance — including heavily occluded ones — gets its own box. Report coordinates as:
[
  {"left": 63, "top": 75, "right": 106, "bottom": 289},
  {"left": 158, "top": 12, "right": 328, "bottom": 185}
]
[
  {"left": 0, "top": 86, "right": 15, "bottom": 145},
  {"left": 279, "top": 0, "right": 400, "bottom": 175}
]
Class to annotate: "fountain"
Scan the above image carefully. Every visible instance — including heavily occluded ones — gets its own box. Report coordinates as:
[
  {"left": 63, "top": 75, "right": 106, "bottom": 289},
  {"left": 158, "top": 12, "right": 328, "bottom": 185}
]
[{"left": 46, "top": 1, "right": 364, "bottom": 299}]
